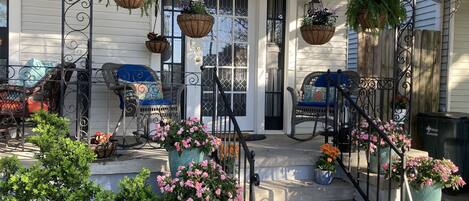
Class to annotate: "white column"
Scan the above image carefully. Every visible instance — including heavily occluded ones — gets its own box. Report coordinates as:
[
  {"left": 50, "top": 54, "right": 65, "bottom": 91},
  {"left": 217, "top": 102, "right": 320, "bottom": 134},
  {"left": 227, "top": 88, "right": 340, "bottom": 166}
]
[
  {"left": 149, "top": 4, "right": 161, "bottom": 70},
  {"left": 255, "top": 0, "right": 267, "bottom": 134},
  {"left": 283, "top": 0, "right": 299, "bottom": 134},
  {"left": 9, "top": 0, "right": 21, "bottom": 65}
]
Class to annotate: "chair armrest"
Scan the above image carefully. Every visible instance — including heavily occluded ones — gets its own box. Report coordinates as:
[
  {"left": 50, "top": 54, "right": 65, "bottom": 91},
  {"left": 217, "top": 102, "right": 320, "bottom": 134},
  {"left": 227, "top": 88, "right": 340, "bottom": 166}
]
[
  {"left": 0, "top": 85, "right": 29, "bottom": 93},
  {"left": 287, "top": 87, "right": 299, "bottom": 106}
]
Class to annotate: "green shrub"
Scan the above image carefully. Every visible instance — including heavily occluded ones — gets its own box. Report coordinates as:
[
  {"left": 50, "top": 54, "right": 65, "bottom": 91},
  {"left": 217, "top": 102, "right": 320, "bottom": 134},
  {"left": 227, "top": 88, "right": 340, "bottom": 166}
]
[
  {"left": 0, "top": 110, "right": 113, "bottom": 201},
  {"left": 116, "top": 168, "right": 159, "bottom": 201}
]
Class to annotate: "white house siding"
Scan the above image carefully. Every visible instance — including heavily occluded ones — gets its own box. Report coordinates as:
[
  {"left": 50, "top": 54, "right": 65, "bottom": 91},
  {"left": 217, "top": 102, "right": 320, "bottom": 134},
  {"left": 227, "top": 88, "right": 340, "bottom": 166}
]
[
  {"left": 448, "top": 1, "right": 469, "bottom": 112},
  {"left": 20, "top": 0, "right": 152, "bottom": 134},
  {"left": 295, "top": 0, "right": 348, "bottom": 90}
]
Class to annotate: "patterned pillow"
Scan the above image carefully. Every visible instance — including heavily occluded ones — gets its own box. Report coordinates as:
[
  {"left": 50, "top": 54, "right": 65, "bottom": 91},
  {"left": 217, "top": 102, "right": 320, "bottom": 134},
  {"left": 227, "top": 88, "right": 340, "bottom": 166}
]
[
  {"left": 15, "top": 59, "right": 55, "bottom": 87},
  {"left": 131, "top": 81, "right": 164, "bottom": 100},
  {"left": 303, "top": 85, "right": 335, "bottom": 103}
]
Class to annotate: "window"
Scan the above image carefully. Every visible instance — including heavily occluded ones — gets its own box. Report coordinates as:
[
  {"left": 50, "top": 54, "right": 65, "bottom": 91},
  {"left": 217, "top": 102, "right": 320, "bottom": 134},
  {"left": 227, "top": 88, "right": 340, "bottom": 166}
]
[
  {"left": 0, "top": 0, "right": 7, "bottom": 83},
  {"left": 201, "top": 0, "right": 248, "bottom": 117}
]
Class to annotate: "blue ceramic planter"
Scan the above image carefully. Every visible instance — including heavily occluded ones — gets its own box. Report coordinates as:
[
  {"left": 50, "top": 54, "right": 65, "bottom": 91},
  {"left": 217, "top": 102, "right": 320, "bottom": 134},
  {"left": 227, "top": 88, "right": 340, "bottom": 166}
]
[
  {"left": 168, "top": 148, "right": 206, "bottom": 177},
  {"left": 407, "top": 185, "right": 442, "bottom": 201},
  {"left": 314, "top": 169, "right": 334, "bottom": 185},
  {"left": 370, "top": 148, "right": 393, "bottom": 174}
]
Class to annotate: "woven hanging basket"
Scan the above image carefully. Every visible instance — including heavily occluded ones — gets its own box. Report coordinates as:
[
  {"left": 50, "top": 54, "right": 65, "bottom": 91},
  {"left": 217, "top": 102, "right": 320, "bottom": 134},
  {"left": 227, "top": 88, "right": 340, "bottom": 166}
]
[
  {"left": 300, "top": 25, "right": 336, "bottom": 45},
  {"left": 91, "top": 142, "right": 117, "bottom": 158},
  {"left": 177, "top": 14, "right": 214, "bottom": 38},
  {"left": 146, "top": 40, "right": 170, "bottom": 54},
  {"left": 114, "top": 0, "right": 144, "bottom": 9},
  {"left": 357, "top": 9, "right": 386, "bottom": 29}
]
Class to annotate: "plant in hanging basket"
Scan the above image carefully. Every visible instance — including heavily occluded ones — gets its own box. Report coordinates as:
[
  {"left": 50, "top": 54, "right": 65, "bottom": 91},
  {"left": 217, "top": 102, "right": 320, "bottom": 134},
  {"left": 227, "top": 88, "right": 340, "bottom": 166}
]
[
  {"left": 300, "top": 8, "right": 338, "bottom": 45},
  {"left": 146, "top": 32, "right": 170, "bottom": 54},
  {"left": 98, "top": 0, "right": 159, "bottom": 16},
  {"left": 346, "top": 0, "right": 406, "bottom": 31},
  {"left": 177, "top": 1, "right": 214, "bottom": 38},
  {"left": 90, "top": 131, "right": 116, "bottom": 158}
]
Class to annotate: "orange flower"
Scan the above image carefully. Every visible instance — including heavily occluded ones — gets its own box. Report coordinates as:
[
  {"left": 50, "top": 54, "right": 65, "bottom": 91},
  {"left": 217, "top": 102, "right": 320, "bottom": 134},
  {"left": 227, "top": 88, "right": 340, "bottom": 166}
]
[
  {"left": 320, "top": 143, "right": 340, "bottom": 160},
  {"left": 95, "top": 131, "right": 113, "bottom": 144},
  {"left": 219, "top": 144, "right": 239, "bottom": 160}
]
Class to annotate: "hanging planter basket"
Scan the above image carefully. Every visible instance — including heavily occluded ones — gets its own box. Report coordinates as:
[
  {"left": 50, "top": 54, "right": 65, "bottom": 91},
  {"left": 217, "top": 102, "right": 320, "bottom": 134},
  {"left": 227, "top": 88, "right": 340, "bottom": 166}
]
[
  {"left": 177, "top": 13, "right": 214, "bottom": 38},
  {"left": 146, "top": 40, "right": 170, "bottom": 54},
  {"left": 300, "top": 25, "right": 336, "bottom": 45},
  {"left": 114, "top": 0, "right": 144, "bottom": 9},
  {"left": 357, "top": 9, "right": 386, "bottom": 29}
]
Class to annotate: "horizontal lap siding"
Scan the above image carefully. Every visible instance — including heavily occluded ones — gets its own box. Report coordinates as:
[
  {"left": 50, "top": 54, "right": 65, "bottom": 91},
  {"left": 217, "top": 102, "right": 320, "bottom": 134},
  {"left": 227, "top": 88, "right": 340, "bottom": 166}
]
[
  {"left": 449, "top": 0, "right": 469, "bottom": 112},
  {"left": 21, "top": 0, "right": 151, "bottom": 133},
  {"left": 296, "top": 0, "right": 348, "bottom": 90}
]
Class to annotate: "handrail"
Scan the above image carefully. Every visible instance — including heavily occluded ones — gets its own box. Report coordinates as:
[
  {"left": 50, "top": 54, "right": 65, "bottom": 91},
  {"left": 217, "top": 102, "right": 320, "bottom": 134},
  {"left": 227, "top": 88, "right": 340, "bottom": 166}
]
[
  {"left": 326, "top": 70, "right": 407, "bottom": 201},
  {"left": 201, "top": 66, "right": 259, "bottom": 200}
]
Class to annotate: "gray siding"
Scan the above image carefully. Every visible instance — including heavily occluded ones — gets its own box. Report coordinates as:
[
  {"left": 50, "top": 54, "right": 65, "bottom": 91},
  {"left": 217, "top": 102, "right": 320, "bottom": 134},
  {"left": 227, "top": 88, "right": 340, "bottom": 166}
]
[
  {"left": 440, "top": 0, "right": 451, "bottom": 111},
  {"left": 347, "top": 30, "right": 358, "bottom": 70}
]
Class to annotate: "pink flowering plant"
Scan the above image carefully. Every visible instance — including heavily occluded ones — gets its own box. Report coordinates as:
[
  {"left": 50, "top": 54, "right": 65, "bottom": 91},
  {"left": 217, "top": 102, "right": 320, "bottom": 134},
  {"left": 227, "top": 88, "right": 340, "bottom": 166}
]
[
  {"left": 157, "top": 160, "right": 243, "bottom": 201},
  {"left": 351, "top": 119, "right": 411, "bottom": 153},
  {"left": 153, "top": 117, "right": 222, "bottom": 154},
  {"left": 385, "top": 156, "right": 466, "bottom": 190}
]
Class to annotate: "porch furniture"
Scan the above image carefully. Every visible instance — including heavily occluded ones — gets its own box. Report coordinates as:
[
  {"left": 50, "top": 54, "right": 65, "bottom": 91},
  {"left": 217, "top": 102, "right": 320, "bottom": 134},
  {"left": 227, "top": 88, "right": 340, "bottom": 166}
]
[
  {"left": 102, "top": 63, "right": 182, "bottom": 147},
  {"left": 287, "top": 71, "right": 359, "bottom": 141},
  {"left": 0, "top": 61, "right": 75, "bottom": 140}
]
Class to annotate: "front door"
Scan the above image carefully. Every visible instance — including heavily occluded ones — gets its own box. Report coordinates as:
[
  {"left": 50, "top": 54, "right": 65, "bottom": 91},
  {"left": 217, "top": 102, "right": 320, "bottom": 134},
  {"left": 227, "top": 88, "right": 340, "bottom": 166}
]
[
  {"left": 0, "top": 0, "right": 8, "bottom": 83},
  {"left": 200, "top": 0, "right": 254, "bottom": 131}
]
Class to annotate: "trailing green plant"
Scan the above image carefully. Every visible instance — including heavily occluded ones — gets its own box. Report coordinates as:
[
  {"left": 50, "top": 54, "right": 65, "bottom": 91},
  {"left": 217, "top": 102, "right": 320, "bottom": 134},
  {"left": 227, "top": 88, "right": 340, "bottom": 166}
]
[
  {"left": 0, "top": 110, "right": 114, "bottom": 201},
  {"left": 302, "top": 8, "right": 338, "bottom": 27},
  {"left": 181, "top": 1, "right": 209, "bottom": 15},
  {"left": 346, "top": 0, "right": 406, "bottom": 31},
  {"left": 98, "top": 0, "right": 160, "bottom": 16},
  {"left": 116, "top": 168, "right": 159, "bottom": 201}
]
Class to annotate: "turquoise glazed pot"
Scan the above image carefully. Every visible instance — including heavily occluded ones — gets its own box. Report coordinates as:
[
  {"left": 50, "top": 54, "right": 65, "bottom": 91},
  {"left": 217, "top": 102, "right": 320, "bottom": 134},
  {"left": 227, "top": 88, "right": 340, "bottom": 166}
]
[
  {"left": 369, "top": 148, "right": 392, "bottom": 174},
  {"left": 168, "top": 148, "right": 206, "bottom": 177},
  {"left": 407, "top": 185, "right": 442, "bottom": 201},
  {"left": 314, "top": 168, "right": 334, "bottom": 185}
]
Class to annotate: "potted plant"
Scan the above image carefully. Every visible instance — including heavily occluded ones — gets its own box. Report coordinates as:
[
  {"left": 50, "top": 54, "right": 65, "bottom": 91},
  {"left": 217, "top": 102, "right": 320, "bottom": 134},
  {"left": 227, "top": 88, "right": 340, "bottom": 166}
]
[
  {"left": 393, "top": 95, "right": 408, "bottom": 124},
  {"left": 352, "top": 119, "right": 411, "bottom": 174},
  {"left": 314, "top": 143, "right": 340, "bottom": 185},
  {"left": 386, "top": 157, "right": 466, "bottom": 201},
  {"left": 301, "top": 7, "right": 338, "bottom": 45},
  {"left": 157, "top": 160, "right": 243, "bottom": 200},
  {"left": 346, "top": 0, "right": 406, "bottom": 31},
  {"left": 177, "top": 1, "right": 214, "bottom": 38},
  {"left": 153, "top": 117, "right": 221, "bottom": 177},
  {"left": 90, "top": 131, "right": 116, "bottom": 158},
  {"left": 146, "top": 32, "right": 170, "bottom": 54},
  {"left": 98, "top": 0, "right": 158, "bottom": 15},
  {"left": 219, "top": 143, "right": 240, "bottom": 175}
]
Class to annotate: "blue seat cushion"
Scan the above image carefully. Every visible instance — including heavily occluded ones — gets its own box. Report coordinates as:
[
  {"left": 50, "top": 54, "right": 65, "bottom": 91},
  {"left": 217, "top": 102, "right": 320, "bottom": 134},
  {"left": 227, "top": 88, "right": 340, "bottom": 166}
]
[
  {"left": 298, "top": 101, "right": 334, "bottom": 107},
  {"left": 139, "top": 99, "right": 172, "bottom": 106}
]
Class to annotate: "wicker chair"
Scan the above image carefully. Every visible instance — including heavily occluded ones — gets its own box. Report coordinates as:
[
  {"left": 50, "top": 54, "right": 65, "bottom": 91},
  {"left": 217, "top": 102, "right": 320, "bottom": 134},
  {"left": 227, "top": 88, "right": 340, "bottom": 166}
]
[
  {"left": 287, "top": 71, "right": 360, "bottom": 141},
  {"left": 0, "top": 63, "right": 75, "bottom": 139},
  {"left": 102, "top": 63, "right": 183, "bottom": 146}
]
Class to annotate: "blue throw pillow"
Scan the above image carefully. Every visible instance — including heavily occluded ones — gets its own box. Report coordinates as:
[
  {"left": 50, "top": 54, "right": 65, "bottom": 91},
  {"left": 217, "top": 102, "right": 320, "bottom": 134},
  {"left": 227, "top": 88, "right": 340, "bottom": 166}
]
[{"left": 15, "top": 59, "right": 54, "bottom": 87}]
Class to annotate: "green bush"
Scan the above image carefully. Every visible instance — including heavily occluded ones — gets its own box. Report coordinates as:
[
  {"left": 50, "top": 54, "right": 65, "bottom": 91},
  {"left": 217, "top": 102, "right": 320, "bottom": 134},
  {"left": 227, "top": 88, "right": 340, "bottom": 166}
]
[
  {"left": 0, "top": 111, "right": 161, "bottom": 201},
  {"left": 0, "top": 111, "right": 113, "bottom": 201},
  {"left": 116, "top": 168, "right": 159, "bottom": 201}
]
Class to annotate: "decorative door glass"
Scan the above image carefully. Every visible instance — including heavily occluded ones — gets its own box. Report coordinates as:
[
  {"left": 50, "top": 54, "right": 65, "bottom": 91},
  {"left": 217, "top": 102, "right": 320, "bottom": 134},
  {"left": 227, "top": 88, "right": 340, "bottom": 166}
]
[{"left": 202, "top": 0, "right": 248, "bottom": 117}]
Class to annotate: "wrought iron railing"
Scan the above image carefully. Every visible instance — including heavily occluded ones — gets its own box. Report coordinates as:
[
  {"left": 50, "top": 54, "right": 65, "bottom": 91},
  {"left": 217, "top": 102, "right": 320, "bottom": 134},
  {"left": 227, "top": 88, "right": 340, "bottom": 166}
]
[
  {"left": 326, "top": 70, "right": 408, "bottom": 201},
  {"left": 201, "top": 66, "right": 259, "bottom": 201}
]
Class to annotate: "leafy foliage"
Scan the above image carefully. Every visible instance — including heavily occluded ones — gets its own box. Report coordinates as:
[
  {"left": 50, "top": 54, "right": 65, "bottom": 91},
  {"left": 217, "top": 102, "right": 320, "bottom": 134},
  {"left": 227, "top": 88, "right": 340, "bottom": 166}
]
[
  {"left": 116, "top": 168, "right": 159, "bottom": 201},
  {"left": 157, "top": 160, "right": 242, "bottom": 200},
  {"left": 302, "top": 8, "right": 338, "bottom": 27},
  {"left": 346, "top": 0, "right": 406, "bottom": 31},
  {"left": 181, "top": 1, "right": 209, "bottom": 15},
  {"left": 0, "top": 110, "right": 113, "bottom": 201}
]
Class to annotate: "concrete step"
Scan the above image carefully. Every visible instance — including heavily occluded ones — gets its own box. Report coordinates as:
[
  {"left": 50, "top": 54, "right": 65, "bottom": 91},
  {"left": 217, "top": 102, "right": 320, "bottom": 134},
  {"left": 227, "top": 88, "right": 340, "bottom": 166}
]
[
  {"left": 248, "top": 135, "right": 324, "bottom": 181},
  {"left": 254, "top": 179, "right": 355, "bottom": 201}
]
